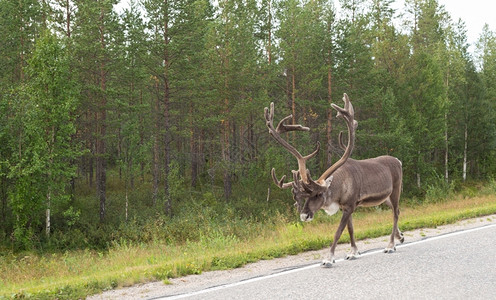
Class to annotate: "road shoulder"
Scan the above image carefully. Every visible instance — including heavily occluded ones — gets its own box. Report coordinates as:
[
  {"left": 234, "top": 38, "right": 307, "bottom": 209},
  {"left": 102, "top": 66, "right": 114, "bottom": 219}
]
[{"left": 88, "top": 214, "right": 496, "bottom": 300}]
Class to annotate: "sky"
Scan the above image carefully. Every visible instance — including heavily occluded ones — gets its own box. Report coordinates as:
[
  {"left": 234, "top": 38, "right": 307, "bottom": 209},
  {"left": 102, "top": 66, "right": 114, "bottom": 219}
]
[
  {"left": 391, "top": 0, "right": 496, "bottom": 54},
  {"left": 117, "top": 0, "right": 496, "bottom": 54},
  {"left": 438, "top": 0, "right": 495, "bottom": 49}
]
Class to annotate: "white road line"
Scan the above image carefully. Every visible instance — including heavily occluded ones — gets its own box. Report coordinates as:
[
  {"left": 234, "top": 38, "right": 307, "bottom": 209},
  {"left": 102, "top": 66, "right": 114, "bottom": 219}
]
[{"left": 158, "top": 223, "right": 496, "bottom": 300}]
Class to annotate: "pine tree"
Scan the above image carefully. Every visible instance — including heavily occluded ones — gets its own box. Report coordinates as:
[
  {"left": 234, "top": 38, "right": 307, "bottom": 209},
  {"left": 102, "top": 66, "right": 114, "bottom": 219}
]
[
  {"left": 333, "top": 0, "right": 382, "bottom": 159},
  {"left": 475, "top": 25, "right": 496, "bottom": 177},
  {"left": 142, "top": 0, "right": 175, "bottom": 213},
  {"left": 206, "top": 0, "right": 266, "bottom": 200},
  {"left": 400, "top": 0, "right": 448, "bottom": 190},
  {"left": 169, "top": 0, "right": 214, "bottom": 188},
  {"left": 119, "top": 0, "right": 151, "bottom": 219},
  {"left": 72, "top": 0, "right": 120, "bottom": 221}
]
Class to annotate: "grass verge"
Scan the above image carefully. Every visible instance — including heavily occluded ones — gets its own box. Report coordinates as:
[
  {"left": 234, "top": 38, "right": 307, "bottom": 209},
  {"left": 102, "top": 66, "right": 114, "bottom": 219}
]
[{"left": 1, "top": 193, "right": 496, "bottom": 299}]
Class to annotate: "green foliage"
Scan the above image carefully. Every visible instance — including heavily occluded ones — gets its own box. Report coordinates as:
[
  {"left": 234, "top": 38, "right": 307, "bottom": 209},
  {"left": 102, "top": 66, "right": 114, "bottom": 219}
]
[
  {"left": 168, "top": 161, "right": 185, "bottom": 205},
  {"left": 1, "top": 1, "right": 496, "bottom": 297},
  {"left": 0, "top": 0, "right": 496, "bottom": 256},
  {"left": 3, "top": 192, "right": 496, "bottom": 299},
  {"left": 2, "top": 31, "right": 80, "bottom": 249},
  {"left": 424, "top": 175, "right": 457, "bottom": 203},
  {"left": 8, "top": 178, "right": 44, "bottom": 250}
]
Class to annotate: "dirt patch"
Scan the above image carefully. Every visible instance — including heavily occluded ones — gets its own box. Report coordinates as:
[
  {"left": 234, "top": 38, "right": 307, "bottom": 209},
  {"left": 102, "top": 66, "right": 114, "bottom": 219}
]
[{"left": 88, "top": 214, "right": 496, "bottom": 300}]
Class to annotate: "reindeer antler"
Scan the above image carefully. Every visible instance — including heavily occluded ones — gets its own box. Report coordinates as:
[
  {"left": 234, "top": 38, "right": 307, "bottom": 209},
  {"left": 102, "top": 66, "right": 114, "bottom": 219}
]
[
  {"left": 265, "top": 94, "right": 357, "bottom": 194},
  {"left": 264, "top": 102, "right": 320, "bottom": 188},
  {"left": 316, "top": 93, "right": 357, "bottom": 184}
]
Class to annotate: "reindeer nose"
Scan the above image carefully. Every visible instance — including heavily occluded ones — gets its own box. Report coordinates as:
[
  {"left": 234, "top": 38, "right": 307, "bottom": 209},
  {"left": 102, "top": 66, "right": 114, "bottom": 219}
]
[
  {"left": 300, "top": 213, "right": 313, "bottom": 222},
  {"left": 300, "top": 214, "right": 307, "bottom": 221}
]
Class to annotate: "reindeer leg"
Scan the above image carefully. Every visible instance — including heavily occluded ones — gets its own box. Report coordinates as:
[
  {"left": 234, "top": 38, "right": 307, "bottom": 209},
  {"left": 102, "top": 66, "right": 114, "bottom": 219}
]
[
  {"left": 394, "top": 206, "right": 404, "bottom": 244},
  {"left": 384, "top": 193, "right": 403, "bottom": 253},
  {"left": 345, "top": 215, "right": 360, "bottom": 260},
  {"left": 322, "top": 209, "right": 352, "bottom": 268},
  {"left": 392, "top": 179, "right": 404, "bottom": 243}
]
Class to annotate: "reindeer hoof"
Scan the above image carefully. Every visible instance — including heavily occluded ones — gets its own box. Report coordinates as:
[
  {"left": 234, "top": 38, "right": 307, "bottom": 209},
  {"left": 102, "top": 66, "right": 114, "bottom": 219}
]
[
  {"left": 321, "top": 260, "right": 334, "bottom": 268},
  {"left": 346, "top": 252, "right": 360, "bottom": 260},
  {"left": 399, "top": 236, "right": 405, "bottom": 243},
  {"left": 383, "top": 247, "right": 396, "bottom": 254}
]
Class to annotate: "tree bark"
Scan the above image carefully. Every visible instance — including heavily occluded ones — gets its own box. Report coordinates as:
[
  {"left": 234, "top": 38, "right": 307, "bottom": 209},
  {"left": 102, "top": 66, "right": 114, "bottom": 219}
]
[
  {"left": 444, "top": 111, "right": 448, "bottom": 183},
  {"left": 97, "top": 103, "right": 107, "bottom": 223},
  {"left": 18, "top": 0, "right": 25, "bottom": 82},
  {"left": 417, "top": 150, "right": 421, "bottom": 189},
  {"left": 291, "top": 65, "right": 296, "bottom": 143},
  {"left": 267, "top": 0, "right": 272, "bottom": 65},
  {"left": 221, "top": 120, "right": 232, "bottom": 200},
  {"left": 46, "top": 127, "right": 55, "bottom": 236},
  {"left": 191, "top": 133, "right": 198, "bottom": 187},
  {"left": 221, "top": 11, "right": 232, "bottom": 201},
  {"left": 326, "top": 62, "right": 333, "bottom": 167},
  {"left": 152, "top": 81, "right": 160, "bottom": 206},
  {"left": 162, "top": 0, "right": 171, "bottom": 216},
  {"left": 463, "top": 123, "right": 468, "bottom": 182},
  {"left": 65, "top": 0, "right": 71, "bottom": 38},
  {"left": 46, "top": 191, "right": 51, "bottom": 236},
  {"left": 118, "top": 116, "right": 122, "bottom": 180},
  {"left": 444, "top": 64, "right": 450, "bottom": 183},
  {"left": 1, "top": 178, "right": 6, "bottom": 230},
  {"left": 190, "top": 104, "right": 198, "bottom": 187},
  {"left": 97, "top": 6, "right": 107, "bottom": 222},
  {"left": 139, "top": 89, "right": 145, "bottom": 183}
]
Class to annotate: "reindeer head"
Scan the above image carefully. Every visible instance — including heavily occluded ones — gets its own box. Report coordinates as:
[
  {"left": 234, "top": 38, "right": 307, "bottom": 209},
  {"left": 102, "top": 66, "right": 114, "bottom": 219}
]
[{"left": 265, "top": 94, "right": 357, "bottom": 222}]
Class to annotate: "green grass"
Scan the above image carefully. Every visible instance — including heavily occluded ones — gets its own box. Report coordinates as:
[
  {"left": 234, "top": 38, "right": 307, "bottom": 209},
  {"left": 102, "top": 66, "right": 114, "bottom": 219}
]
[{"left": 1, "top": 193, "right": 496, "bottom": 299}]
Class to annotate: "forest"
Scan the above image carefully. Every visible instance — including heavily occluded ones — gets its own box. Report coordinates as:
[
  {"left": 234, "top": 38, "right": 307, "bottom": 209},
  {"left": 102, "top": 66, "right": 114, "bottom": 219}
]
[{"left": 1, "top": 0, "right": 496, "bottom": 252}]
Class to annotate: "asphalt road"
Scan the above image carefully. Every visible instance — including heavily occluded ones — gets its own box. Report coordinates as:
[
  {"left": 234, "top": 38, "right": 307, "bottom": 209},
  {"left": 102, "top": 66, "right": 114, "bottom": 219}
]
[{"left": 164, "top": 224, "right": 496, "bottom": 300}]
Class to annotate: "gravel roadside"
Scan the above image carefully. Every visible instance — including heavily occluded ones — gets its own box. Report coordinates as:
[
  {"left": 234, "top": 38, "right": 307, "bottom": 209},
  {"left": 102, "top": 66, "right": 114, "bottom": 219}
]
[{"left": 88, "top": 214, "right": 496, "bottom": 300}]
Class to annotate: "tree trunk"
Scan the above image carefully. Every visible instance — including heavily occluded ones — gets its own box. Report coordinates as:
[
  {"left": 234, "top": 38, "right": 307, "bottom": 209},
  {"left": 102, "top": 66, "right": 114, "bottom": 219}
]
[
  {"left": 232, "top": 121, "right": 238, "bottom": 164},
  {"left": 417, "top": 150, "right": 421, "bottom": 189},
  {"left": 190, "top": 122, "right": 198, "bottom": 187},
  {"left": 326, "top": 62, "right": 333, "bottom": 167},
  {"left": 163, "top": 2, "right": 172, "bottom": 216},
  {"left": 152, "top": 83, "right": 160, "bottom": 206},
  {"left": 191, "top": 139, "right": 198, "bottom": 187},
  {"left": 139, "top": 89, "right": 145, "bottom": 183},
  {"left": 97, "top": 7, "right": 107, "bottom": 223},
  {"left": 291, "top": 65, "right": 296, "bottom": 142},
  {"left": 46, "top": 191, "right": 51, "bottom": 236},
  {"left": 463, "top": 123, "right": 468, "bottom": 182},
  {"left": 125, "top": 178, "right": 129, "bottom": 222},
  {"left": 444, "top": 112, "right": 448, "bottom": 183},
  {"left": 199, "top": 130, "right": 204, "bottom": 175},
  {"left": 221, "top": 122, "right": 232, "bottom": 200},
  {"left": 97, "top": 111, "right": 107, "bottom": 223},
  {"left": 88, "top": 151, "right": 93, "bottom": 187},
  {"left": 221, "top": 78, "right": 232, "bottom": 199},
  {"left": 267, "top": 0, "right": 272, "bottom": 65},
  {"left": 87, "top": 111, "right": 94, "bottom": 187},
  {"left": 129, "top": 157, "right": 134, "bottom": 189},
  {"left": 65, "top": 0, "right": 71, "bottom": 38},
  {"left": 444, "top": 65, "right": 450, "bottom": 183},
  {"left": 221, "top": 19, "right": 232, "bottom": 201},
  {"left": 18, "top": 0, "right": 25, "bottom": 83},
  {"left": 1, "top": 178, "right": 6, "bottom": 226},
  {"left": 118, "top": 117, "right": 122, "bottom": 180},
  {"left": 46, "top": 128, "right": 55, "bottom": 236}
]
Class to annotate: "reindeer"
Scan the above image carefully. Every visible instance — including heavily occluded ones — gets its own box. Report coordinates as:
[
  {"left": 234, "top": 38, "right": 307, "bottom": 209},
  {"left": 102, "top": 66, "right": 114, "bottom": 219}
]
[{"left": 264, "top": 93, "right": 404, "bottom": 267}]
